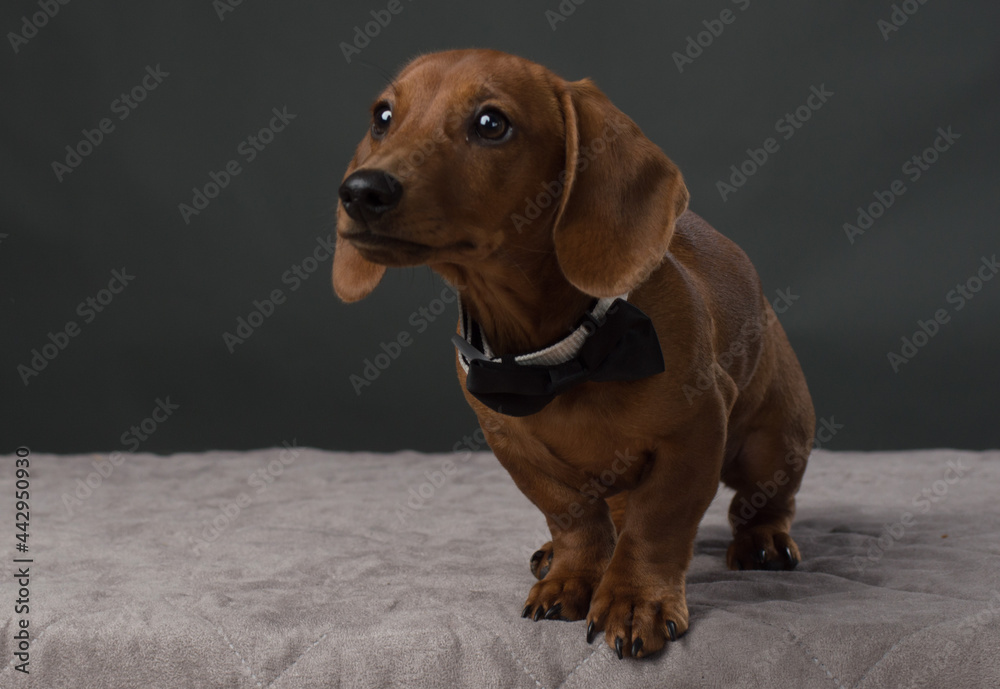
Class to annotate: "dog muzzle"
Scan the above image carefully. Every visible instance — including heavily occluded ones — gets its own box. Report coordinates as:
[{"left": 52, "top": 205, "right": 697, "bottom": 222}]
[{"left": 452, "top": 295, "right": 665, "bottom": 417}]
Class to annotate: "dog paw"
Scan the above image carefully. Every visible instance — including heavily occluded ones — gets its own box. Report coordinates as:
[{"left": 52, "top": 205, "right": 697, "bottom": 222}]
[
  {"left": 529, "top": 542, "right": 554, "bottom": 580},
  {"left": 521, "top": 574, "right": 594, "bottom": 622},
  {"left": 586, "top": 578, "right": 688, "bottom": 659},
  {"left": 727, "top": 527, "right": 800, "bottom": 571}
]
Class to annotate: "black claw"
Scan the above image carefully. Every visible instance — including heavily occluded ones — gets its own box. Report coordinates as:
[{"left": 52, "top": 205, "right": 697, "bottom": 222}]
[
  {"left": 666, "top": 620, "right": 678, "bottom": 642},
  {"left": 783, "top": 546, "right": 799, "bottom": 569},
  {"left": 522, "top": 605, "right": 532, "bottom": 619},
  {"left": 736, "top": 559, "right": 745, "bottom": 571},
  {"left": 530, "top": 550, "right": 545, "bottom": 566},
  {"left": 755, "top": 548, "right": 768, "bottom": 565},
  {"left": 614, "top": 637, "right": 624, "bottom": 660},
  {"left": 586, "top": 621, "right": 596, "bottom": 644},
  {"left": 544, "top": 603, "right": 562, "bottom": 620},
  {"left": 631, "top": 638, "right": 643, "bottom": 657},
  {"left": 533, "top": 606, "right": 545, "bottom": 622}
]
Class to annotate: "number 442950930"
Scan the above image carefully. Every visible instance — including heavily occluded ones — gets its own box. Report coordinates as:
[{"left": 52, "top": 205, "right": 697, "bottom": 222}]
[{"left": 15, "top": 453, "right": 30, "bottom": 552}]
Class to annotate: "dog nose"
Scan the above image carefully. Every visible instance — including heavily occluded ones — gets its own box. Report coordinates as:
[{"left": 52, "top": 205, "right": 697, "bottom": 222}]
[{"left": 339, "top": 169, "right": 403, "bottom": 222}]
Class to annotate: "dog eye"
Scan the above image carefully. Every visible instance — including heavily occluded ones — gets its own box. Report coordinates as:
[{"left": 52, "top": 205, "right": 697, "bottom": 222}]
[
  {"left": 371, "top": 104, "right": 392, "bottom": 139},
  {"left": 474, "top": 109, "right": 511, "bottom": 142}
]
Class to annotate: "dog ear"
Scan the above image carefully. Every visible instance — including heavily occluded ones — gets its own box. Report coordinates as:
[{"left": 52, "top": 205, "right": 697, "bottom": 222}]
[
  {"left": 332, "top": 205, "right": 386, "bottom": 302},
  {"left": 552, "top": 79, "right": 689, "bottom": 297}
]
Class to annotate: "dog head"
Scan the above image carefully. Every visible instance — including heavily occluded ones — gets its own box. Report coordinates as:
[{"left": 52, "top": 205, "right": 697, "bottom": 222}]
[{"left": 333, "top": 49, "right": 689, "bottom": 302}]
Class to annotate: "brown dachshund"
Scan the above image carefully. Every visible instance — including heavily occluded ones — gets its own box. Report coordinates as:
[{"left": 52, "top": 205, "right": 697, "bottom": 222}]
[{"left": 333, "top": 49, "right": 815, "bottom": 659}]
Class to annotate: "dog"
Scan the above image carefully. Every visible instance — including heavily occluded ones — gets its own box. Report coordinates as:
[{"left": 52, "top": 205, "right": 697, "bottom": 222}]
[{"left": 333, "top": 49, "right": 815, "bottom": 659}]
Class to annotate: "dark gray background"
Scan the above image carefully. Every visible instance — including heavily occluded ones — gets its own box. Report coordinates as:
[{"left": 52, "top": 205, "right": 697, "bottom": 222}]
[{"left": 1, "top": 1, "right": 997, "bottom": 454}]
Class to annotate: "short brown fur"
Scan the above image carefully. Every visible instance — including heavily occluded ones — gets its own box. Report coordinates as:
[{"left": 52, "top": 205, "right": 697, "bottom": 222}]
[{"left": 333, "top": 49, "right": 815, "bottom": 659}]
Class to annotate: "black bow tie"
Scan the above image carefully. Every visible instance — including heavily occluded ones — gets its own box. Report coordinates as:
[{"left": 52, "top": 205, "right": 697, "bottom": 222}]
[{"left": 452, "top": 298, "right": 665, "bottom": 417}]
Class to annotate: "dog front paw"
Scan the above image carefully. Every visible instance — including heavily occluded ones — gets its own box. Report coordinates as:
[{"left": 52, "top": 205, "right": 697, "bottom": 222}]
[
  {"left": 521, "top": 574, "right": 595, "bottom": 622},
  {"left": 586, "top": 576, "right": 688, "bottom": 659}
]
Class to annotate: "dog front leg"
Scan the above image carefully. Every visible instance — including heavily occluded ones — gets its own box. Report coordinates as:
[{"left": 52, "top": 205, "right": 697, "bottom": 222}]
[
  {"left": 586, "top": 400, "right": 727, "bottom": 658},
  {"left": 490, "top": 442, "right": 618, "bottom": 623}
]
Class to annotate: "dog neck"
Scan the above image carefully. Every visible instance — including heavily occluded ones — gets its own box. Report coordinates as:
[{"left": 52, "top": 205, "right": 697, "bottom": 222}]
[{"left": 432, "top": 251, "right": 594, "bottom": 357}]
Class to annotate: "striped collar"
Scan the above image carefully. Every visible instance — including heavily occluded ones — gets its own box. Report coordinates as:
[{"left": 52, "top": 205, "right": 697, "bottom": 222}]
[
  {"left": 451, "top": 292, "right": 665, "bottom": 417},
  {"left": 455, "top": 294, "right": 626, "bottom": 374}
]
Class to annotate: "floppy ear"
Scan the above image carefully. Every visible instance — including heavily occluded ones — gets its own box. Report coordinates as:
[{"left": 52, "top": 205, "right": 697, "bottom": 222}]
[
  {"left": 552, "top": 79, "right": 689, "bottom": 297},
  {"left": 332, "top": 204, "right": 386, "bottom": 302}
]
